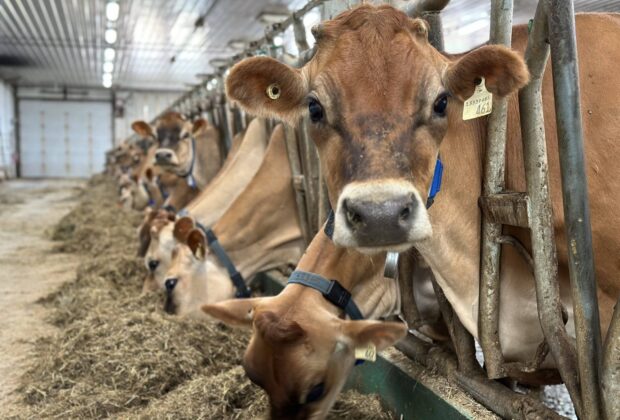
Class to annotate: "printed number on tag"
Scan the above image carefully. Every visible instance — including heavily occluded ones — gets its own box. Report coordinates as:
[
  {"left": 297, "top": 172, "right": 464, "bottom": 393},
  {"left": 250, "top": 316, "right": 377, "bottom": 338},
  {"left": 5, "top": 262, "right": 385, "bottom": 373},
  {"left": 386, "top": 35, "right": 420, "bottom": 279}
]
[
  {"left": 462, "top": 77, "right": 493, "bottom": 120},
  {"left": 355, "top": 343, "right": 377, "bottom": 362}
]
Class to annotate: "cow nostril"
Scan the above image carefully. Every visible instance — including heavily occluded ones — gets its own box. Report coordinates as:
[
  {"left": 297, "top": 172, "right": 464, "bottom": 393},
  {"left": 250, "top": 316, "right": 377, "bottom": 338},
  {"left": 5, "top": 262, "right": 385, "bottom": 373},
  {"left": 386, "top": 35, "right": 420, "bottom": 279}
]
[
  {"left": 148, "top": 259, "right": 159, "bottom": 271},
  {"left": 399, "top": 204, "right": 412, "bottom": 221},
  {"left": 165, "top": 278, "right": 177, "bottom": 292},
  {"left": 343, "top": 199, "right": 363, "bottom": 227}
]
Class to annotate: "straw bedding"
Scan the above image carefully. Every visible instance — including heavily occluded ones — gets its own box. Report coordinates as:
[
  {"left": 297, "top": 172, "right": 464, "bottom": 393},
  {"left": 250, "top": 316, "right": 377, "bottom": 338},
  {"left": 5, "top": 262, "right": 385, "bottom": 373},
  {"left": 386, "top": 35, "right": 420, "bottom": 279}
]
[{"left": 15, "top": 175, "right": 392, "bottom": 419}]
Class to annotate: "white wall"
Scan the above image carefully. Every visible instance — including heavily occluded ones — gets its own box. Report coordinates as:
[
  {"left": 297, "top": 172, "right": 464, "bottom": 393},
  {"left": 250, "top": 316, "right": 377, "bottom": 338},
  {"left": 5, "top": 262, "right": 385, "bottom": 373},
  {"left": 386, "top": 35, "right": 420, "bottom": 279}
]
[
  {"left": 0, "top": 80, "right": 16, "bottom": 178},
  {"left": 114, "top": 90, "right": 183, "bottom": 145}
]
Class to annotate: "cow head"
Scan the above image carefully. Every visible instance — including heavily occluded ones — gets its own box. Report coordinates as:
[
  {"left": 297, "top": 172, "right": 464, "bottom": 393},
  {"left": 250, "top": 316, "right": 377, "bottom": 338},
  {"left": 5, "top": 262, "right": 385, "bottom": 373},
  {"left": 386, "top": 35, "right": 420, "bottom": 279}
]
[
  {"left": 226, "top": 5, "right": 528, "bottom": 253},
  {"left": 162, "top": 218, "right": 235, "bottom": 316},
  {"left": 133, "top": 113, "right": 207, "bottom": 176},
  {"left": 143, "top": 211, "right": 176, "bottom": 291},
  {"left": 203, "top": 295, "right": 406, "bottom": 419}
]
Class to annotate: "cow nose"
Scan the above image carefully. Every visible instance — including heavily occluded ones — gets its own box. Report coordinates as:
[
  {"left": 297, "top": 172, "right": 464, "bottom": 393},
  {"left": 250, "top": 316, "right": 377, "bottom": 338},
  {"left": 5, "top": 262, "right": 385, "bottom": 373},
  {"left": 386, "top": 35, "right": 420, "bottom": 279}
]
[
  {"left": 156, "top": 151, "right": 172, "bottom": 162},
  {"left": 342, "top": 195, "right": 416, "bottom": 245},
  {"left": 165, "top": 278, "right": 178, "bottom": 292},
  {"left": 148, "top": 259, "right": 159, "bottom": 271}
]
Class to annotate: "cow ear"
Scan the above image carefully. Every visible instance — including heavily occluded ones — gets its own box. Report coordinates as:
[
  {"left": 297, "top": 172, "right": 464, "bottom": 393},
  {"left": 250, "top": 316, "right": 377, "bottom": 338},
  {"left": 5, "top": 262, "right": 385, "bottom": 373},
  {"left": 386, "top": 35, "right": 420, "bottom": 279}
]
[
  {"left": 201, "top": 298, "right": 264, "bottom": 327},
  {"left": 173, "top": 216, "right": 195, "bottom": 243},
  {"left": 192, "top": 118, "right": 208, "bottom": 136},
  {"left": 444, "top": 45, "right": 529, "bottom": 101},
  {"left": 131, "top": 120, "right": 154, "bottom": 137},
  {"left": 341, "top": 320, "right": 408, "bottom": 351},
  {"left": 186, "top": 229, "right": 206, "bottom": 260},
  {"left": 226, "top": 56, "right": 306, "bottom": 124}
]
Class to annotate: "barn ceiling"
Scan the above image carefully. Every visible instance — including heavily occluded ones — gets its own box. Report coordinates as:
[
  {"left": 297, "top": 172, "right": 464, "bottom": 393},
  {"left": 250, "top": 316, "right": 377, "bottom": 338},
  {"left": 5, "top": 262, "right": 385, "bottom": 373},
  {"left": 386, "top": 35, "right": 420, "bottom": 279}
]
[{"left": 0, "top": 0, "right": 618, "bottom": 92}]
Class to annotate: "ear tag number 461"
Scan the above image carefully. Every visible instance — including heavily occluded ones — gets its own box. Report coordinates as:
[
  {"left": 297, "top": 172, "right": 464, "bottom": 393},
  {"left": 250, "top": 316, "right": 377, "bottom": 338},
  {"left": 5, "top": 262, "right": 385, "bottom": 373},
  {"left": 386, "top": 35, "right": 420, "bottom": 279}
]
[{"left": 462, "top": 77, "right": 493, "bottom": 120}]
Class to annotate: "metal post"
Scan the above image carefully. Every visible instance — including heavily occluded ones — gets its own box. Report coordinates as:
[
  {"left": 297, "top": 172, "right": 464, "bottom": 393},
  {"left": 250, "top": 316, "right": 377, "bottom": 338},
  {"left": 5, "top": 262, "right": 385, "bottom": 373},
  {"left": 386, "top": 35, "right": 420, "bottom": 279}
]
[
  {"left": 602, "top": 298, "right": 620, "bottom": 420},
  {"left": 546, "top": 1, "right": 603, "bottom": 418},
  {"left": 478, "top": 0, "right": 513, "bottom": 380},
  {"left": 283, "top": 125, "right": 312, "bottom": 245},
  {"left": 518, "top": 2, "right": 582, "bottom": 415}
]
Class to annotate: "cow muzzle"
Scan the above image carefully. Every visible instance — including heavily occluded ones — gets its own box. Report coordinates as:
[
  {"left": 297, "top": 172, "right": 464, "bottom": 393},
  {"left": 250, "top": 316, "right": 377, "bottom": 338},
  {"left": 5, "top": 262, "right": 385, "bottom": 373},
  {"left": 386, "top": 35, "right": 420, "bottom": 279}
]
[
  {"left": 333, "top": 180, "right": 432, "bottom": 252},
  {"left": 154, "top": 148, "right": 178, "bottom": 166}
]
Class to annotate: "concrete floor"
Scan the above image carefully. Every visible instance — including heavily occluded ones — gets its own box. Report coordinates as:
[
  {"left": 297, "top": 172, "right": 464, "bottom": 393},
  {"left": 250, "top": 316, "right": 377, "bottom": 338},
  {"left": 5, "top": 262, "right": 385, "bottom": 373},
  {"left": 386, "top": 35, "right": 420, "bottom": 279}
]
[{"left": 0, "top": 179, "right": 83, "bottom": 416}]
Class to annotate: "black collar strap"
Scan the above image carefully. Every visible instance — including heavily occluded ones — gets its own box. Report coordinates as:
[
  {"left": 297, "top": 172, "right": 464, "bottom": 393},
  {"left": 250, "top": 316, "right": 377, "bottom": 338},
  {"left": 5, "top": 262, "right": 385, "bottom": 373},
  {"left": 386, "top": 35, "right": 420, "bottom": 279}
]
[
  {"left": 287, "top": 270, "right": 364, "bottom": 320},
  {"left": 196, "top": 222, "right": 251, "bottom": 298}
]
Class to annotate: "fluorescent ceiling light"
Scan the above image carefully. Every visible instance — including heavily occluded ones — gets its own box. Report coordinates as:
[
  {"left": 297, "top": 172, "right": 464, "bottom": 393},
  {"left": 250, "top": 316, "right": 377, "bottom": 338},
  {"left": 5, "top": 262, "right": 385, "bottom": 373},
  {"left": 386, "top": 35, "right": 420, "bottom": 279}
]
[
  {"left": 104, "top": 47, "right": 116, "bottom": 61},
  {"left": 103, "top": 61, "right": 114, "bottom": 73},
  {"left": 102, "top": 73, "right": 112, "bottom": 88},
  {"left": 209, "top": 58, "right": 229, "bottom": 68},
  {"left": 105, "top": 28, "right": 117, "bottom": 44},
  {"left": 257, "top": 5, "right": 289, "bottom": 24},
  {"left": 228, "top": 39, "right": 247, "bottom": 50},
  {"left": 106, "top": 2, "right": 120, "bottom": 22}
]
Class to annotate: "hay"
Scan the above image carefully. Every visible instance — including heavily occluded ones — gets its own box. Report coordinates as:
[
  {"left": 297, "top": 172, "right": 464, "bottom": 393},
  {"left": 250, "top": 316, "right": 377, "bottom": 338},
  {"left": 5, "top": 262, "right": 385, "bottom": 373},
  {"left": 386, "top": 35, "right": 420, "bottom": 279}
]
[{"left": 16, "top": 175, "right": 393, "bottom": 419}]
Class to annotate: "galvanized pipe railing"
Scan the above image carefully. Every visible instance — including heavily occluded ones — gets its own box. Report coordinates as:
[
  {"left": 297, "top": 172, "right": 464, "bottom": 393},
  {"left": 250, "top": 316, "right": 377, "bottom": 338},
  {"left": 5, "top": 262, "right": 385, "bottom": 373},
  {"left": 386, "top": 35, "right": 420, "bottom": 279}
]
[
  {"left": 477, "top": 0, "right": 513, "bottom": 381},
  {"left": 602, "top": 298, "right": 620, "bottom": 419},
  {"left": 546, "top": 1, "right": 603, "bottom": 418},
  {"left": 519, "top": 1, "right": 582, "bottom": 416}
]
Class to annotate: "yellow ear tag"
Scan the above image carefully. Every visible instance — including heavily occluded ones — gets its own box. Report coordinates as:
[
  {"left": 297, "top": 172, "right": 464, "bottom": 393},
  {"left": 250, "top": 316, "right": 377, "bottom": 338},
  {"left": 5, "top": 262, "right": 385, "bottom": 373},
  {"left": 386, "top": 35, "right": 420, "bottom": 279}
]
[
  {"left": 354, "top": 343, "right": 377, "bottom": 362},
  {"left": 462, "top": 77, "right": 493, "bottom": 120},
  {"left": 266, "top": 83, "right": 281, "bottom": 100}
]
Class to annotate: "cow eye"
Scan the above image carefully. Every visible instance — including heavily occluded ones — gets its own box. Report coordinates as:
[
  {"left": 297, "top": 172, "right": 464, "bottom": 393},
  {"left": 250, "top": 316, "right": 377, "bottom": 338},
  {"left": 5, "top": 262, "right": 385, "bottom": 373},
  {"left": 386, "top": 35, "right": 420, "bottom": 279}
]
[
  {"left": 181, "top": 132, "right": 190, "bottom": 139},
  {"left": 433, "top": 93, "right": 449, "bottom": 116},
  {"left": 308, "top": 98, "right": 324, "bottom": 123},
  {"left": 305, "top": 382, "right": 325, "bottom": 404}
]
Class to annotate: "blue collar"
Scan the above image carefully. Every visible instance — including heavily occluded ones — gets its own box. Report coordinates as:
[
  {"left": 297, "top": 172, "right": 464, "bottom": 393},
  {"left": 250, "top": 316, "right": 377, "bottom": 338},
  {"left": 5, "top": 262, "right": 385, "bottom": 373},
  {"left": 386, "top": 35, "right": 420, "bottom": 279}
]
[
  {"left": 179, "top": 137, "right": 197, "bottom": 189},
  {"left": 426, "top": 156, "right": 443, "bottom": 209}
]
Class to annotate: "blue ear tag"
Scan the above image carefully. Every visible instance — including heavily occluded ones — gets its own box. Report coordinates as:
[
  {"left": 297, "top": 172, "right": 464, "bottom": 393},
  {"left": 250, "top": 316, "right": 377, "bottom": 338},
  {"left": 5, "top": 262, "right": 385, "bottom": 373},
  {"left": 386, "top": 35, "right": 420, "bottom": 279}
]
[{"left": 147, "top": 199, "right": 155, "bottom": 207}]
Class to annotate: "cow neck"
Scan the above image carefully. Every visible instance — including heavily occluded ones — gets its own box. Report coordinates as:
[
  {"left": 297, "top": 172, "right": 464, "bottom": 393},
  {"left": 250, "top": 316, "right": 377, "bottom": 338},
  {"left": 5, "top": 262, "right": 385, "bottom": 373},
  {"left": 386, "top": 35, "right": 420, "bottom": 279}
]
[
  {"left": 414, "top": 107, "right": 487, "bottom": 336},
  {"left": 285, "top": 231, "right": 400, "bottom": 321},
  {"left": 185, "top": 119, "right": 269, "bottom": 227},
  {"left": 161, "top": 174, "right": 198, "bottom": 214},
  {"left": 208, "top": 124, "right": 304, "bottom": 280},
  {"left": 186, "top": 126, "right": 225, "bottom": 190}
]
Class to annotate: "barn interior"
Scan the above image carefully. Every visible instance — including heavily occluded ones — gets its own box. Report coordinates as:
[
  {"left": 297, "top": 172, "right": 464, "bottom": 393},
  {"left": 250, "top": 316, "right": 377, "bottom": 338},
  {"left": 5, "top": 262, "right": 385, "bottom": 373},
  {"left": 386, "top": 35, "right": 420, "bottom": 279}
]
[{"left": 0, "top": 1, "right": 619, "bottom": 419}]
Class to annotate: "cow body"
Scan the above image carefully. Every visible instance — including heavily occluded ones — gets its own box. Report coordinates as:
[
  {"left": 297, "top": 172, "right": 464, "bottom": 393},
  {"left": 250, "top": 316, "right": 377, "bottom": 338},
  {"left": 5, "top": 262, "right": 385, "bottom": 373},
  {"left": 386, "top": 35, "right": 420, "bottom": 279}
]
[
  {"left": 226, "top": 5, "right": 620, "bottom": 382},
  {"left": 143, "top": 118, "right": 271, "bottom": 291},
  {"left": 165, "top": 125, "right": 305, "bottom": 317},
  {"left": 203, "top": 230, "right": 404, "bottom": 419}
]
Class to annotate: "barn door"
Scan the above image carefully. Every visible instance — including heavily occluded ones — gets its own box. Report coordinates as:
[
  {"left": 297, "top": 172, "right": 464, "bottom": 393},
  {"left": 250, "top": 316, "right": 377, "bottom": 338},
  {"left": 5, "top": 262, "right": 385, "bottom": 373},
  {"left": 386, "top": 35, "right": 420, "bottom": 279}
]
[{"left": 18, "top": 100, "right": 112, "bottom": 178}]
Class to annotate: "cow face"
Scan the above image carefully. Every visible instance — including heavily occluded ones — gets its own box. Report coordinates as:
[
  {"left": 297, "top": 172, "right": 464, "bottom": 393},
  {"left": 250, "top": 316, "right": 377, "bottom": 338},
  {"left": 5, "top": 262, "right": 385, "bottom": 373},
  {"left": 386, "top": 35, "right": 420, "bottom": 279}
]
[
  {"left": 162, "top": 240, "right": 208, "bottom": 316},
  {"left": 226, "top": 5, "right": 528, "bottom": 253},
  {"left": 143, "top": 214, "right": 176, "bottom": 290},
  {"left": 162, "top": 221, "right": 235, "bottom": 316},
  {"left": 133, "top": 113, "right": 207, "bottom": 176},
  {"left": 203, "top": 297, "right": 406, "bottom": 419}
]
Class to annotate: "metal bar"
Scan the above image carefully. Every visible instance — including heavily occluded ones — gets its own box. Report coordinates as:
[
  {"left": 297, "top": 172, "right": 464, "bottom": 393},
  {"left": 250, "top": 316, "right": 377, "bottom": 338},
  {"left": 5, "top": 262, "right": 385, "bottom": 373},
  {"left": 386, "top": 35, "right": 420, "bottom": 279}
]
[
  {"left": 297, "top": 121, "right": 321, "bottom": 238},
  {"left": 602, "top": 298, "right": 620, "bottom": 420},
  {"left": 546, "top": 1, "right": 603, "bottom": 418},
  {"left": 478, "top": 0, "right": 514, "bottom": 381},
  {"left": 283, "top": 125, "right": 312, "bottom": 245},
  {"left": 518, "top": 2, "right": 582, "bottom": 415},
  {"left": 397, "top": 249, "right": 424, "bottom": 328},
  {"left": 430, "top": 277, "right": 479, "bottom": 375},
  {"left": 396, "top": 336, "right": 566, "bottom": 419}
]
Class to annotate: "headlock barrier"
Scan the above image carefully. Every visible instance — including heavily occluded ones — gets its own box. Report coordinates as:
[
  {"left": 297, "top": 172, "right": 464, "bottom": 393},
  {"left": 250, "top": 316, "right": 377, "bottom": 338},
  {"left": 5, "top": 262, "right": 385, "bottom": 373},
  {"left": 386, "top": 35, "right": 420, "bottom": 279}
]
[{"left": 119, "top": 1, "right": 620, "bottom": 418}]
